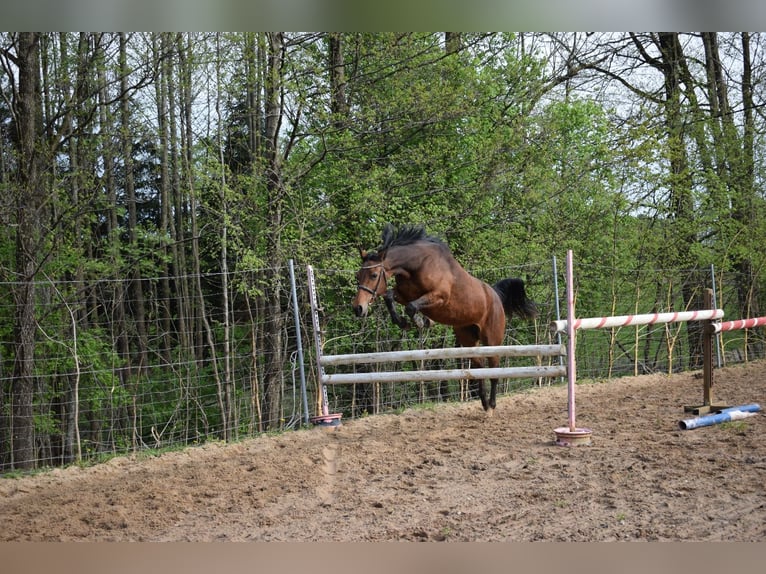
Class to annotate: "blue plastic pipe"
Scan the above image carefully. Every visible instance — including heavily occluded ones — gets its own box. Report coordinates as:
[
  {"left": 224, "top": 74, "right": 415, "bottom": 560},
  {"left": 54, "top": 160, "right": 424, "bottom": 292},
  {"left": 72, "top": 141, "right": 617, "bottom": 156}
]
[{"left": 678, "top": 403, "right": 761, "bottom": 430}]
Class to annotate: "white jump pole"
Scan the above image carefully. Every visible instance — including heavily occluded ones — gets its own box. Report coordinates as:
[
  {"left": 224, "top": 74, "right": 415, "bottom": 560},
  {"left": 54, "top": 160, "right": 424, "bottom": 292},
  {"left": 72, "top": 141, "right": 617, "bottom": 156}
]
[
  {"left": 551, "top": 308, "right": 724, "bottom": 333},
  {"left": 554, "top": 250, "right": 592, "bottom": 446},
  {"left": 711, "top": 316, "right": 766, "bottom": 334}
]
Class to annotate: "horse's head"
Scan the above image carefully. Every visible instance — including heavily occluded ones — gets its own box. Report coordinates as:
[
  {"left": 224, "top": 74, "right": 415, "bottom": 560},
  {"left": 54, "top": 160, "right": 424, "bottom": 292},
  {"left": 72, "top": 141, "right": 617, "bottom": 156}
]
[{"left": 352, "top": 249, "right": 387, "bottom": 318}]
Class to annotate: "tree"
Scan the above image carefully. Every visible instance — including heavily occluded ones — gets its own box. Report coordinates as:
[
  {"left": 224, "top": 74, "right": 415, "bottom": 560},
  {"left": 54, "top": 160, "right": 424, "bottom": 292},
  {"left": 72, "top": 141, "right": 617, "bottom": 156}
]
[
  {"left": 701, "top": 33, "right": 761, "bottom": 321},
  {"left": 8, "top": 32, "right": 45, "bottom": 469},
  {"left": 261, "top": 32, "right": 286, "bottom": 430}
]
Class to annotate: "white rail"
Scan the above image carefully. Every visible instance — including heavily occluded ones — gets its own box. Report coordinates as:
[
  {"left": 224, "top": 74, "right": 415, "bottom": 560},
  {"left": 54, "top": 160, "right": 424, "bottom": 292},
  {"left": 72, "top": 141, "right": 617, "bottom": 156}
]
[
  {"left": 322, "top": 365, "right": 567, "bottom": 385},
  {"left": 320, "top": 344, "right": 565, "bottom": 366}
]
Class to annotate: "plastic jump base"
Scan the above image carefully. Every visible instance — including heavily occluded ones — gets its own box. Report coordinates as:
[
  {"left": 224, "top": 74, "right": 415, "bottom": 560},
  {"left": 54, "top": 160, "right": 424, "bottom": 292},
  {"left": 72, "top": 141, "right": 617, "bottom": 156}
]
[
  {"left": 554, "top": 427, "right": 592, "bottom": 447},
  {"left": 683, "top": 403, "right": 730, "bottom": 416},
  {"left": 310, "top": 413, "right": 343, "bottom": 428}
]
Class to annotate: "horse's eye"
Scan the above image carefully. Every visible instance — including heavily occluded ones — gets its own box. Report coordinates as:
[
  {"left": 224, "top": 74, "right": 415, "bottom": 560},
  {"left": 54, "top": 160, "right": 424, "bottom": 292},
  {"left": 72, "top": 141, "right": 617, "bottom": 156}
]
[{"left": 370, "top": 273, "right": 378, "bottom": 280}]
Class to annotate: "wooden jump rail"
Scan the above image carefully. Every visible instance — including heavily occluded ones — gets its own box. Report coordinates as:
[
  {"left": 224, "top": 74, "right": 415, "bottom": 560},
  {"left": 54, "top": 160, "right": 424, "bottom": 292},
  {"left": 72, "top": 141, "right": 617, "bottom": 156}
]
[
  {"left": 320, "top": 344, "right": 566, "bottom": 385},
  {"left": 320, "top": 344, "right": 564, "bottom": 366}
]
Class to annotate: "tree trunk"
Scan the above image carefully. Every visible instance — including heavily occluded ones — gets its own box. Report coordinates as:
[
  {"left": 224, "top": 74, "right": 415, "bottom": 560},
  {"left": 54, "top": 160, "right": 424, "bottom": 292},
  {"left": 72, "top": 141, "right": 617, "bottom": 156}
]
[
  {"left": 328, "top": 33, "right": 349, "bottom": 124},
  {"left": 213, "top": 33, "right": 233, "bottom": 439},
  {"left": 262, "top": 32, "right": 285, "bottom": 430},
  {"left": 445, "top": 32, "right": 462, "bottom": 54},
  {"left": 736, "top": 32, "right": 760, "bottom": 324},
  {"left": 97, "top": 33, "right": 128, "bottom": 455},
  {"left": 701, "top": 33, "right": 760, "bottom": 348},
  {"left": 155, "top": 33, "right": 173, "bottom": 364},
  {"left": 656, "top": 33, "right": 704, "bottom": 368},
  {"left": 11, "top": 33, "right": 44, "bottom": 469},
  {"left": 119, "top": 33, "right": 147, "bottom": 451}
]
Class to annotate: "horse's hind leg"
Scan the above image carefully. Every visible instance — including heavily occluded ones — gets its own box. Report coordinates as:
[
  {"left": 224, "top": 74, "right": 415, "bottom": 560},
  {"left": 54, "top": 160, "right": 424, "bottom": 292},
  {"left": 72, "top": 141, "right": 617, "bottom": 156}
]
[
  {"left": 455, "top": 325, "right": 491, "bottom": 413},
  {"left": 470, "top": 358, "right": 496, "bottom": 415},
  {"left": 488, "top": 380, "right": 497, "bottom": 414},
  {"left": 471, "top": 357, "right": 490, "bottom": 411},
  {"left": 487, "top": 355, "right": 500, "bottom": 415},
  {"left": 474, "top": 352, "right": 499, "bottom": 416}
]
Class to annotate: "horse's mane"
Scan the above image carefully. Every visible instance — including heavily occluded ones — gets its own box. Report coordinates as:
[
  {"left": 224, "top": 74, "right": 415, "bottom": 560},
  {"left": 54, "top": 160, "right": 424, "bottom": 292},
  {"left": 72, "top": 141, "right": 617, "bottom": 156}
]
[{"left": 378, "top": 223, "right": 447, "bottom": 252}]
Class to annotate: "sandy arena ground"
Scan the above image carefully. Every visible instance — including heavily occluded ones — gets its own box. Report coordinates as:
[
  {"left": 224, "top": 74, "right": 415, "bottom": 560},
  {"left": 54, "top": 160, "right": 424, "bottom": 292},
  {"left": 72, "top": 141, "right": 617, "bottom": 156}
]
[{"left": 1, "top": 362, "right": 765, "bottom": 541}]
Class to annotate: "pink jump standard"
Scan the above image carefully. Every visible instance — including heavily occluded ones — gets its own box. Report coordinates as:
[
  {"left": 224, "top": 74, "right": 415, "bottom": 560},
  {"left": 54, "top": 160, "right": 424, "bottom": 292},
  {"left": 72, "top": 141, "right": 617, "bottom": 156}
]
[
  {"left": 554, "top": 250, "right": 592, "bottom": 447},
  {"left": 307, "top": 265, "right": 343, "bottom": 429}
]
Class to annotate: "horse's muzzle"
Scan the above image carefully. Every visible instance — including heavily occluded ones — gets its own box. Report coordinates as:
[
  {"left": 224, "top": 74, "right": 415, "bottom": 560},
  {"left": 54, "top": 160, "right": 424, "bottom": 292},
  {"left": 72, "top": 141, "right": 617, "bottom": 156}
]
[{"left": 353, "top": 303, "right": 368, "bottom": 317}]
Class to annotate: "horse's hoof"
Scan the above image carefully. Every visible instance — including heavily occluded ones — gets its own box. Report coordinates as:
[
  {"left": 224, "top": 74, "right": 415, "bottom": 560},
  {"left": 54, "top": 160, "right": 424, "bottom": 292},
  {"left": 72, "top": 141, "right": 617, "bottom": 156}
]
[{"left": 485, "top": 407, "right": 495, "bottom": 418}]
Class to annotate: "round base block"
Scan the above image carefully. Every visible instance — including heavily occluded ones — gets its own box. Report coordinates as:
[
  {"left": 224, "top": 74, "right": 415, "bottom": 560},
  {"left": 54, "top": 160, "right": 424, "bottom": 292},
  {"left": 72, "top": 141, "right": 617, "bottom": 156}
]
[
  {"left": 310, "top": 413, "right": 343, "bottom": 429},
  {"left": 554, "top": 427, "right": 592, "bottom": 447}
]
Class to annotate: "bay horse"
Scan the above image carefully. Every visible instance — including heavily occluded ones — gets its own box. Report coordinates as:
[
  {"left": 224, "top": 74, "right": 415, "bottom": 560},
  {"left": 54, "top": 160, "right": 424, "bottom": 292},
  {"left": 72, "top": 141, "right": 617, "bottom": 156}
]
[{"left": 352, "top": 223, "right": 537, "bottom": 414}]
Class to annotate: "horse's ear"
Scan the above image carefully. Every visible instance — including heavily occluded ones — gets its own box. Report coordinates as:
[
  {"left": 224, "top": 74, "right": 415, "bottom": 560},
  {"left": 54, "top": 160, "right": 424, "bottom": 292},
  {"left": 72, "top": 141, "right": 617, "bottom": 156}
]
[{"left": 359, "top": 248, "right": 367, "bottom": 260}]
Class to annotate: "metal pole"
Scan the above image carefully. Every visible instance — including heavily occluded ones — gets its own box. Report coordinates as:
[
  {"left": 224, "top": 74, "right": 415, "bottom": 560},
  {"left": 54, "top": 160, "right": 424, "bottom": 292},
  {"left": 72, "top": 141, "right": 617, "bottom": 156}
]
[{"left": 288, "top": 259, "right": 310, "bottom": 426}]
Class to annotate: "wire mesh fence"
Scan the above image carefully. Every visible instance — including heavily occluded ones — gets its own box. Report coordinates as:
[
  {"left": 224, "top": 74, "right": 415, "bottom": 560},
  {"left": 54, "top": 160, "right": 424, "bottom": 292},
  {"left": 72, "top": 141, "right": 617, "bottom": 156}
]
[{"left": 1, "top": 257, "right": 763, "bottom": 473}]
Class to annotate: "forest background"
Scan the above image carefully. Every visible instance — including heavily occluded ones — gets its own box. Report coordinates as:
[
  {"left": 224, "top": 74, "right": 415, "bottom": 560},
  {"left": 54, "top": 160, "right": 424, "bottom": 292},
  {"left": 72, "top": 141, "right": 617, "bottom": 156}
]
[{"left": 0, "top": 32, "right": 764, "bottom": 472}]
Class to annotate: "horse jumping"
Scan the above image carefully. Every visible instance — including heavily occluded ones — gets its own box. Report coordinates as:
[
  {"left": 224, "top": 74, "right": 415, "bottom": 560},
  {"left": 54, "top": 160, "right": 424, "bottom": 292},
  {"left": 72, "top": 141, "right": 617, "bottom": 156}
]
[{"left": 352, "top": 223, "right": 537, "bottom": 414}]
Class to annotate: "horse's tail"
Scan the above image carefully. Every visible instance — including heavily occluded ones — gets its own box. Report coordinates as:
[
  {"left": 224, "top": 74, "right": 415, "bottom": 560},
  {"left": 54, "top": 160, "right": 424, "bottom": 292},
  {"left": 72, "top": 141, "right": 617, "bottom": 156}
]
[{"left": 492, "top": 278, "right": 538, "bottom": 320}]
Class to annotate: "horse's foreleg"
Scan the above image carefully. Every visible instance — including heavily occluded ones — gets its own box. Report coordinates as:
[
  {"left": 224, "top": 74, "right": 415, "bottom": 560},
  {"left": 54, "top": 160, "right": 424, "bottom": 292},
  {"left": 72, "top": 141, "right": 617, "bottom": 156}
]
[{"left": 384, "top": 290, "right": 409, "bottom": 329}]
